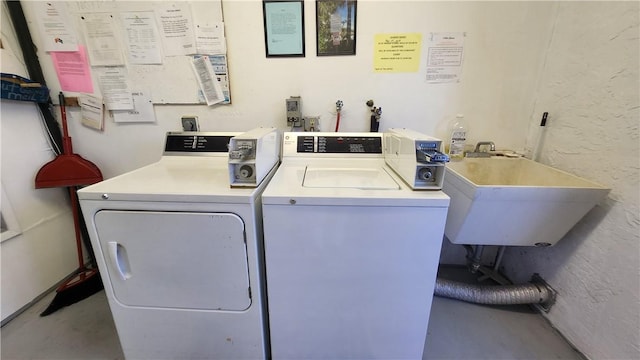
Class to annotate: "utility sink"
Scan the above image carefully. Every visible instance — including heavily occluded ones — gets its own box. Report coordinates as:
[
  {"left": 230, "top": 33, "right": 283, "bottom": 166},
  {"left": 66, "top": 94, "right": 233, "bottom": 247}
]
[{"left": 442, "top": 157, "right": 610, "bottom": 246}]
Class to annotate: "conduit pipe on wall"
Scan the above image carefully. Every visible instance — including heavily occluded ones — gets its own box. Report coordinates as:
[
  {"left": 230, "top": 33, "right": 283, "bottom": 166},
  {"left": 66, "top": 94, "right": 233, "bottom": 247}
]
[{"left": 434, "top": 276, "right": 556, "bottom": 309}]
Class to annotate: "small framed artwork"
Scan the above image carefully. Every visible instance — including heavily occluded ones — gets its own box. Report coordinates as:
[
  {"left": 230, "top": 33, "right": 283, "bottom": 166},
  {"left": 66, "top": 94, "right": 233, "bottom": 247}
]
[
  {"left": 316, "top": 0, "right": 357, "bottom": 56},
  {"left": 263, "top": 0, "right": 305, "bottom": 57}
]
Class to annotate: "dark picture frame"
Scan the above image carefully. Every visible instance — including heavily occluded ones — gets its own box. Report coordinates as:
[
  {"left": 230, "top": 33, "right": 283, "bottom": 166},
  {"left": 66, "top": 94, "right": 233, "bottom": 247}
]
[
  {"left": 316, "top": 0, "right": 357, "bottom": 56},
  {"left": 263, "top": 0, "right": 305, "bottom": 57}
]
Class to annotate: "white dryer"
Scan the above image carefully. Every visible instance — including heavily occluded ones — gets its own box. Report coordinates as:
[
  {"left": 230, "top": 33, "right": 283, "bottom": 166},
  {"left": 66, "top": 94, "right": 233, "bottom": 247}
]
[
  {"left": 262, "top": 132, "right": 450, "bottom": 359},
  {"left": 78, "top": 131, "right": 278, "bottom": 359}
]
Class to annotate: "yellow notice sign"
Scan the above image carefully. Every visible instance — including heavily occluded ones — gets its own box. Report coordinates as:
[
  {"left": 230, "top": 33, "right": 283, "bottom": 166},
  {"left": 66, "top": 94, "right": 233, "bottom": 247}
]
[{"left": 373, "top": 33, "right": 422, "bottom": 73}]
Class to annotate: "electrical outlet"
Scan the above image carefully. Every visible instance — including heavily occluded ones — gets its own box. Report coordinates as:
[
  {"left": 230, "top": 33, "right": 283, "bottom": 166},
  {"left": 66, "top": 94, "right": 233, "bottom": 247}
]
[
  {"left": 181, "top": 116, "right": 199, "bottom": 131},
  {"left": 304, "top": 116, "right": 320, "bottom": 132}
]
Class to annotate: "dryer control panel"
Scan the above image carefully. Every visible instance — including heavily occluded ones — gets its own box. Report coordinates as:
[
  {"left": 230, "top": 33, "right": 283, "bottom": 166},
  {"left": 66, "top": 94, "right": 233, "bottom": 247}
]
[{"left": 163, "top": 132, "right": 240, "bottom": 155}]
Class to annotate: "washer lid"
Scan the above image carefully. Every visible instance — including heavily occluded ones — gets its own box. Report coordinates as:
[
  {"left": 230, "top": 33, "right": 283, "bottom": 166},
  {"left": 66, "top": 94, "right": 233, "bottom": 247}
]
[
  {"left": 262, "top": 158, "right": 451, "bottom": 207},
  {"left": 303, "top": 166, "right": 400, "bottom": 190}
]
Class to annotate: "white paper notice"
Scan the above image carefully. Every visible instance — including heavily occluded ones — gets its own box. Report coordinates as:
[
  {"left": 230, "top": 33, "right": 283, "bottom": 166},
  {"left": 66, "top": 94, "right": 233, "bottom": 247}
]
[
  {"left": 195, "top": 22, "right": 226, "bottom": 55},
  {"left": 96, "top": 67, "right": 134, "bottom": 110},
  {"left": 426, "top": 32, "right": 465, "bottom": 84},
  {"left": 197, "top": 55, "right": 230, "bottom": 104},
  {"left": 112, "top": 91, "right": 156, "bottom": 123},
  {"left": 79, "top": 94, "right": 104, "bottom": 131},
  {"left": 156, "top": 3, "right": 197, "bottom": 56},
  {"left": 81, "top": 13, "right": 125, "bottom": 66},
  {"left": 191, "top": 56, "right": 225, "bottom": 106},
  {"left": 32, "top": 2, "right": 79, "bottom": 52},
  {"left": 121, "top": 12, "right": 163, "bottom": 64}
]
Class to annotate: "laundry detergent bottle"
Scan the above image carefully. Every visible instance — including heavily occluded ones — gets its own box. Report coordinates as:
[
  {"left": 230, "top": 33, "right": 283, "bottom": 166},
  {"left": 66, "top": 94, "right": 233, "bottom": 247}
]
[{"left": 447, "top": 114, "right": 467, "bottom": 158}]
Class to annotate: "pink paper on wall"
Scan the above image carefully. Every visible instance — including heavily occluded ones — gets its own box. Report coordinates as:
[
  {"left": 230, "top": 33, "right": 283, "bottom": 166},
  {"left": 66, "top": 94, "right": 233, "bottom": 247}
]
[{"left": 51, "top": 45, "right": 94, "bottom": 93}]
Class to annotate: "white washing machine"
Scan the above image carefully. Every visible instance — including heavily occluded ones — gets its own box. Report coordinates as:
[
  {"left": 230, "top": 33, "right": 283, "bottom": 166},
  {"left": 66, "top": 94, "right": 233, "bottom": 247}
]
[
  {"left": 262, "top": 132, "right": 450, "bottom": 359},
  {"left": 78, "top": 131, "right": 278, "bottom": 359}
]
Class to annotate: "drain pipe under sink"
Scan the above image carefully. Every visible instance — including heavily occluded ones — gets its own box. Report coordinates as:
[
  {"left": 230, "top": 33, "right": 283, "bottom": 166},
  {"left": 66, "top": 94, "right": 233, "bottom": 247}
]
[
  {"left": 434, "top": 275, "right": 556, "bottom": 310},
  {"left": 435, "top": 245, "right": 557, "bottom": 311}
]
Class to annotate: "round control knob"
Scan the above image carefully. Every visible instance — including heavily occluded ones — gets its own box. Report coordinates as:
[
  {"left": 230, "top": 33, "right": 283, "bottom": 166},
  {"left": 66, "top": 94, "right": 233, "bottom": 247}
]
[
  {"left": 239, "top": 165, "right": 254, "bottom": 179},
  {"left": 418, "top": 168, "right": 433, "bottom": 181}
]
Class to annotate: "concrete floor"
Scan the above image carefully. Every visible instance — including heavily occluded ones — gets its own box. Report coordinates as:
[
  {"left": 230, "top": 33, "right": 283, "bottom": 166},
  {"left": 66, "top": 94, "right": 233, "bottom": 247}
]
[{"left": 2, "top": 266, "right": 584, "bottom": 360}]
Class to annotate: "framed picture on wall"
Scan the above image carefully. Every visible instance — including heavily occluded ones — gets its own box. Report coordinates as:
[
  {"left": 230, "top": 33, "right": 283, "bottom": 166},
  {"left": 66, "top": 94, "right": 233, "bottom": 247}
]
[
  {"left": 263, "top": 0, "right": 305, "bottom": 57},
  {"left": 316, "top": 0, "right": 357, "bottom": 56}
]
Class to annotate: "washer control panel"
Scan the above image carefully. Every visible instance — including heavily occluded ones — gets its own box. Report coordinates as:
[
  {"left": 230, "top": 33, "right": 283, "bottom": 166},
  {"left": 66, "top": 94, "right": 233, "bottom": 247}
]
[
  {"left": 282, "top": 132, "right": 386, "bottom": 158},
  {"left": 296, "top": 135, "right": 382, "bottom": 154}
]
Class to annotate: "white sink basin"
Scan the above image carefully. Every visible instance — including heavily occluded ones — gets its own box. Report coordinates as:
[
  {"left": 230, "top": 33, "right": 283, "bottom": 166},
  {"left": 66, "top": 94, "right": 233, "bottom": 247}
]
[{"left": 442, "top": 157, "right": 610, "bottom": 246}]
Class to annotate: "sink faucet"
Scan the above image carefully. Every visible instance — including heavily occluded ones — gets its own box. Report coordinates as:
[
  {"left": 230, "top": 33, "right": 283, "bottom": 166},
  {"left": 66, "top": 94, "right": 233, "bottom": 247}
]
[{"left": 475, "top": 141, "right": 496, "bottom": 152}]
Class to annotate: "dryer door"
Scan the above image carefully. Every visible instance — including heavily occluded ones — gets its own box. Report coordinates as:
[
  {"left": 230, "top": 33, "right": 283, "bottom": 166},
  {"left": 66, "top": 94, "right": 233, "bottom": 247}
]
[{"left": 94, "top": 210, "right": 251, "bottom": 311}]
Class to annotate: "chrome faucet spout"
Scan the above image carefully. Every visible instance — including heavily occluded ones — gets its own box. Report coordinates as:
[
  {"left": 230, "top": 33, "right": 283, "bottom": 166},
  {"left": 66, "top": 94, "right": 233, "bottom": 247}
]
[{"left": 475, "top": 141, "right": 496, "bottom": 152}]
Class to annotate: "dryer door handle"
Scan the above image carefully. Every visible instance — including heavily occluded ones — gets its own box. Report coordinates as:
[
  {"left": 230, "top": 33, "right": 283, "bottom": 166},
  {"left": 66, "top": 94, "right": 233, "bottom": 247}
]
[{"left": 108, "top": 242, "right": 132, "bottom": 280}]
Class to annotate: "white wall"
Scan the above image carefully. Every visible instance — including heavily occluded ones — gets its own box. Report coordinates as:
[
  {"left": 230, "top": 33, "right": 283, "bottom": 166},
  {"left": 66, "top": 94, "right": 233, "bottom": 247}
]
[
  {"left": 1, "top": 3, "right": 78, "bottom": 320},
  {"left": 6, "top": 1, "right": 639, "bottom": 359},
  {"left": 503, "top": 2, "right": 639, "bottom": 359},
  {"left": 21, "top": 0, "right": 557, "bottom": 179}
]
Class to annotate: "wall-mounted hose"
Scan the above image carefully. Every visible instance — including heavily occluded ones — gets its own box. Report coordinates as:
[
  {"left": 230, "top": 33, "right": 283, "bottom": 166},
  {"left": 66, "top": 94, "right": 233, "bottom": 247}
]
[
  {"left": 335, "top": 100, "right": 343, "bottom": 132},
  {"left": 434, "top": 276, "right": 555, "bottom": 308}
]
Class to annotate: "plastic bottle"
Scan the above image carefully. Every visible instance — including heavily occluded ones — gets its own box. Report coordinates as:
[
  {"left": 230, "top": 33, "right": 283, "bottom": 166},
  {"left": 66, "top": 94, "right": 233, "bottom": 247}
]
[{"left": 447, "top": 114, "right": 467, "bottom": 158}]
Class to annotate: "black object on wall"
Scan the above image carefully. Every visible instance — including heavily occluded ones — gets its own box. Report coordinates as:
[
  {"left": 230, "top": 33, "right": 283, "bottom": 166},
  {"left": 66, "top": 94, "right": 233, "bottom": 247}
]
[{"left": 6, "top": 0, "right": 63, "bottom": 154}]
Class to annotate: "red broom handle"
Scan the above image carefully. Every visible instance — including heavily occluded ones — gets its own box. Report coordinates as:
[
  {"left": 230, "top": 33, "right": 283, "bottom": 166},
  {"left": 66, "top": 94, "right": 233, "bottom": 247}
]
[
  {"left": 58, "top": 92, "right": 69, "bottom": 138},
  {"left": 58, "top": 92, "right": 73, "bottom": 155},
  {"left": 68, "top": 187, "right": 85, "bottom": 270}
]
